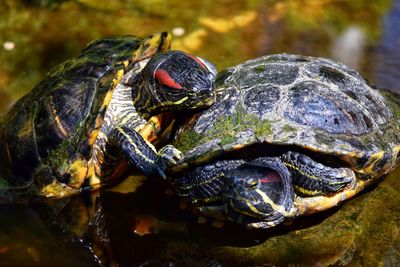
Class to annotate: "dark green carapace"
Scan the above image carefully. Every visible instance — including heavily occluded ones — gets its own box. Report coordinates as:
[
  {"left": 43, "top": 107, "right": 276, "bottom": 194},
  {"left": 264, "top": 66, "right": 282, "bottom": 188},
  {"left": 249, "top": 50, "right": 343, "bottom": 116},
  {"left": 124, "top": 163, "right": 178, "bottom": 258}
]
[{"left": 169, "top": 54, "right": 400, "bottom": 228}]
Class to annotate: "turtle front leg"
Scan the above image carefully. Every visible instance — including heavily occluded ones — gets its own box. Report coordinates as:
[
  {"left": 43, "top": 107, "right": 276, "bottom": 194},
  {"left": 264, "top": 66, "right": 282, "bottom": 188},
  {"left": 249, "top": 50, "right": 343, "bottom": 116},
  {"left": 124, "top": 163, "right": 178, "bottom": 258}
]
[
  {"left": 172, "top": 159, "right": 246, "bottom": 203},
  {"left": 280, "top": 151, "right": 356, "bottom": 196},
  {"left": 111, "top": 126, "right": 181, "bottom": 179}
]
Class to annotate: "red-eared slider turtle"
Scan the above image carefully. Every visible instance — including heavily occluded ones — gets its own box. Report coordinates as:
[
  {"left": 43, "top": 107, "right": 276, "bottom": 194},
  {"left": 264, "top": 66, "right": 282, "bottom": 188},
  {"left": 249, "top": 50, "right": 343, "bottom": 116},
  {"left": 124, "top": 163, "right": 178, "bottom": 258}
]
[
  {"left": 169, "top": 54, "right": 400, "bottom": 228},
  {"left": 0, "top": 32, "right": 216, "bottom": 202}
]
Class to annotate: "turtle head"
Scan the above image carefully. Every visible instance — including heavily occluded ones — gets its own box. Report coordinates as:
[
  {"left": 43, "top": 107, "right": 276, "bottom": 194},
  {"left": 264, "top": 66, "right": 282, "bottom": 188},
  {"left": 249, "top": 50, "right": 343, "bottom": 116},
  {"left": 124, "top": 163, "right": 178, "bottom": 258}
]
[
  {"left": 223, "top": 158, "right": 294, "bottom": 228},
  {"left": 134, "top": 50, "right": 216, "bottom": 119}
]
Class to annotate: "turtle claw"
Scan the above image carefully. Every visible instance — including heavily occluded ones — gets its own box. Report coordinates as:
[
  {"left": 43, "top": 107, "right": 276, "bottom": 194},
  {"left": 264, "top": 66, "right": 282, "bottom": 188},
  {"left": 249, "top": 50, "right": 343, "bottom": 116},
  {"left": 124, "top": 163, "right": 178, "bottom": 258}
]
[
  {"left": 333, "top": 171, "right": 357, "bottom": 192},
  {"left": 159, "top": 145, "right": 183, "bottom": 165},
  {"left": 156, "top": 167, "right": 167, "bottom": 180},
  {"left": 168, "top": 145, "right": 183, "bottom": 161},
  {"left": 156, "top": 145, "right": 183, "bottom": 179},
  {"left": 318, "top": 167, "right": 356, "bottom": 193}
]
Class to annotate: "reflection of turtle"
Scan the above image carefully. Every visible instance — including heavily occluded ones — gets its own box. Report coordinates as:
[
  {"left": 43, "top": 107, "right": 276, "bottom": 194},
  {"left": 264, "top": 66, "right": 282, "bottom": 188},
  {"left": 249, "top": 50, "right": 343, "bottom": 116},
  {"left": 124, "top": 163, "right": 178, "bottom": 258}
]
[
  {"left": 0, "top": 32, "right": 216, "bottom": 202},
  {"left": 169, "top": 54, "right": 400, "bottom": 228}
]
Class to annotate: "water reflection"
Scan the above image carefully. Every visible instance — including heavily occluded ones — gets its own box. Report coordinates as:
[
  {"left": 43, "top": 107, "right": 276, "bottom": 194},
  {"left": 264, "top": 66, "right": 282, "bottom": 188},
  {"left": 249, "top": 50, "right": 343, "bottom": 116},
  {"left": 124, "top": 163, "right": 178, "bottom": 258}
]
[
  {"left": 374, "top": 0, "right": 400, "bottom": 91},
  {"left": 0, "top": 204, "right": 97, "bottom": 266},
  {"left": 1, "top": 166, "right": 399, "bottom": 266},
  {"left": 0, "top": 177, "right": 340, "bottom": 266},
  {"left": 332, "top": 26, "right": 366, "bottom": 70}
]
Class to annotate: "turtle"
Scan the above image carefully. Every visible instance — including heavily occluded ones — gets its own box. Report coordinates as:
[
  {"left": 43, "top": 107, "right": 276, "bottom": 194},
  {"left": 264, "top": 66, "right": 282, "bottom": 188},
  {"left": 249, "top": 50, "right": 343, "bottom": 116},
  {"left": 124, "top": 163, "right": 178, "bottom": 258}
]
[
  {"left": 167, "top": 54, "right": 400, "bottom": 228},
  {"left": 0, "top": 32, "right": 216, "bottom": 202}
]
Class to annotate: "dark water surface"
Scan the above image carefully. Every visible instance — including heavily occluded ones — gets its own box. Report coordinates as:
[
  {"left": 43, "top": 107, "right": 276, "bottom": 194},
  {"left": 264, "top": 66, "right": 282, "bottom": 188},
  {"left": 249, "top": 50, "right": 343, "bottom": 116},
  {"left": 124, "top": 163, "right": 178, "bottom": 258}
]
[{"left": 0, "top": 0, "right": 400, "bottom": 266}]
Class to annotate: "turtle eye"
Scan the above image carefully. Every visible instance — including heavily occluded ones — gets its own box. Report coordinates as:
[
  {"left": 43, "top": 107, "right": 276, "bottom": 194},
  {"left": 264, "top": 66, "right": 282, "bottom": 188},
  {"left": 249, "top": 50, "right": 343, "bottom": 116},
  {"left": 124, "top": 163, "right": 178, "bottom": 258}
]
[
  {"left": 154, "top": 69, "right": 183, "bottom": 90},
  {"left": 246, "top": 177, "right": 259, "bottom": 189}
]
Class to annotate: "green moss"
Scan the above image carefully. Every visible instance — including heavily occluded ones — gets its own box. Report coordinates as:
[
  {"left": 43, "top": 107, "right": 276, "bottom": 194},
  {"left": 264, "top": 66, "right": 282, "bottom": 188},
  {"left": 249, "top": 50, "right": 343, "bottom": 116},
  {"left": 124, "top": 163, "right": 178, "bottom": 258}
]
[
  {"left": 254, "top": 65, "right": 265, "bottom": 73},
  {"left": 210, "top": 111, "right": 245, "bottom": 146},
  {"left": 174, "top": 106, "right": 272, "bottom": 152},
  {"left": 204, "top": 106, "right": 272, "bottom": 145},
  {"left": 388, "top": 94, "right": 400, "bottom": 119},
  {"left": 172, "top": 129, "right": 206, "bottom": 153},
  {"left": 381, "top": 89, "right": 400, "bottom": 129},
  {"left": 254, "top": 118, "right": 273, "bottom": 137},
  {"left": 44, "top": 130, "right": 82, "bottom": 169},
  {"left": 45, "top": 141, "right": 71, "bottom": 168},
  {"left": 281, "top": 124, "right": 296, "bottom": 133}
]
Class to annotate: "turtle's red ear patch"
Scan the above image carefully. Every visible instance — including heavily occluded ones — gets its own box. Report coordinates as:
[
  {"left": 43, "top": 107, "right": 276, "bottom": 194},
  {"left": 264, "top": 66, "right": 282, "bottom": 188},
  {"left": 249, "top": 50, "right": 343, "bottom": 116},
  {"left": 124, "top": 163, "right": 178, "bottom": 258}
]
[
  {"left": 155, "top": 69, "right": 183, "bottom": 89},
  {"left": 260, "top": 170, "right": 281, "bottom": 183}
]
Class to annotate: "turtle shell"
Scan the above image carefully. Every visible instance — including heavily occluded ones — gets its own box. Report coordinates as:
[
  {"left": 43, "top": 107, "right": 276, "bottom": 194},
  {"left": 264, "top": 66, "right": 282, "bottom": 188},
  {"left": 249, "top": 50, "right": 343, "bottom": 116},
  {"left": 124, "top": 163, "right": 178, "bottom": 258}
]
[
  {"left": 0, "top": 33, "right": 171, "bottom": 193},
  {"left": 172, "top": 54, "right": 400, "bottom": 179}
]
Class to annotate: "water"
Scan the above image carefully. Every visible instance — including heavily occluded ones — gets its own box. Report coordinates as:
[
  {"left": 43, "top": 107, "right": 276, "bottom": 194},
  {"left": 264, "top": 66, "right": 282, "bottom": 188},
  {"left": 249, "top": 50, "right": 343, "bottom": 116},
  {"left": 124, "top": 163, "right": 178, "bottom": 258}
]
[{"left": 0, "top": 0, "right": 399, "bottom": 266}]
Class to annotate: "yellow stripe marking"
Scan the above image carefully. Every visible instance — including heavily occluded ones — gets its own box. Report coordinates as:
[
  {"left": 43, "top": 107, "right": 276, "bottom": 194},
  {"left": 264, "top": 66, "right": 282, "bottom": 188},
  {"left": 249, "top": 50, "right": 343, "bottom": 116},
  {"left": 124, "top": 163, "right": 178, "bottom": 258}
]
[
  {"left": 140, "top": 117, "right": 161, "bottom": 141},
  {"left": 49, "top": 96, "right": 69, "bottom": 138},
  {"left": 293, "top": 185, "right": 324, "bottom": 196},
  {"left": 119, "top": 113, "right": 139, "bottom": 128},
  {"left": 53, "top": 114, "right": 69, "bottom": 138},
  {"left": 394, "top": 145, "right": 400, "bottom": 158},
  {"left": 146, "top": 97, "right": 189, "bottom": 113},
  {"left": 116, "top": 126, "right": 157, "bottom": 162},
  {"left": 41, "top": 181, "right": 80, "bottom": 198},
  {"left": 67, "top": 157, "right": 89, "bottom": 188},
  {"left": 284, "top": 162, "right": 321, "bottom": 180},
  {"left": 88, "top": 69, "right": 124, "bottom": 146},
  {"left": 88, "top": 128, "right": 100, "bottom": 146},
  {"left": 255, "top": 189, "right": 289, "bottom": 215},
  {"left": 365, "top": 151, "right": 384, "bottom": 174},
  {"left": 295, "top": 179, "right": 368, "bottom": 216},
  {"left": 112, "top": 69, "right": 124, "bottom": 88},
  {"left": 132, "top": 88, "right": 142, "bottom": 106},
  {"left": 229, "top": 198, "right": 264, "bottom": 218},
  {"left": 228, "top": 187, "right": 285, "bottom": 218},
  {"left": 132, "top": 32, "right": 171, "bottom": 61},
  {"left": 180, "top": 174, "right": 224, "bottom": 190},
  {"left": 342, "top": 148, "right": 399, "bottom": 176}
]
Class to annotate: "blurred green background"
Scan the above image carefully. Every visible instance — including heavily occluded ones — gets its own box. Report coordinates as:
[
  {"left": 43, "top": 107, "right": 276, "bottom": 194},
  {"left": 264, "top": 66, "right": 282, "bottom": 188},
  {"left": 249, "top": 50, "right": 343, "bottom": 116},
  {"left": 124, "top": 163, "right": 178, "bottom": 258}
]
[{"left": 0, "top": 0, "right": 400, "bottom": 266}]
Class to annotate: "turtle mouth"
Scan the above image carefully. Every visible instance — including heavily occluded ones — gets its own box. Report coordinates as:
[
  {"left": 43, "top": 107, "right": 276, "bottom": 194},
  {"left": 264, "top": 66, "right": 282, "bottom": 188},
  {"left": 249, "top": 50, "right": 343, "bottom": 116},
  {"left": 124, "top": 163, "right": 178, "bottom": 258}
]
[
  {"left": 192, "top": 92, "right": 216, "bottom": 108},
  {"left": 184, "top": 84, "right": 216, "bottom": 107}
]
